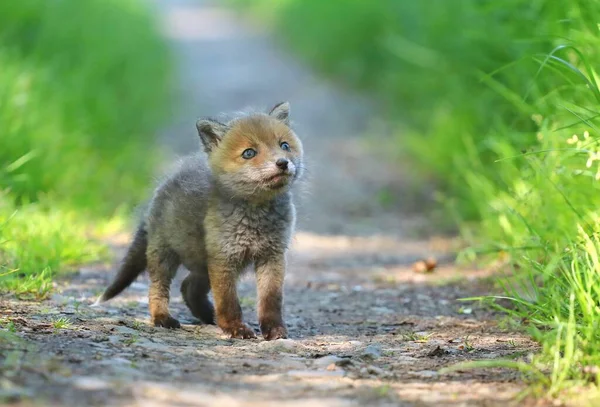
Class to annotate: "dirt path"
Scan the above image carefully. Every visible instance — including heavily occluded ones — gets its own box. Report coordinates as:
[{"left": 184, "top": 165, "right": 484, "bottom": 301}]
[{"left": 1, "top": 1, "right": 541, "bottom": 406}]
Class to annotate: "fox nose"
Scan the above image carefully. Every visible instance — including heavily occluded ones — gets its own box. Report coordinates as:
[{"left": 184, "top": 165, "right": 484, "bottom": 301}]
[{"left": 276, "top": 158, "right": 289, "bottom": 170}]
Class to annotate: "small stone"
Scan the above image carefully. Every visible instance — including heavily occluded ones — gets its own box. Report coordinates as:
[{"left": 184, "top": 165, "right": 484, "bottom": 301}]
[
  {"left": 412, "top": 261, "right": 428, "bottom": 273},
  {"left": 195, "top": 349, "right": 219, "bottom": 357},
  {"left": 424, "top": 257, "right": 437, "bottom": 271},
  {"left": 314, "top": 355, "right": 343, "bottom": 367},
  {"left": 67, "top": 355, "right": 84, "bottom": 364},
  {"left": 335, "top": 358, "right": 354, "bottom": 367},
  {"left": 348, "top": 341, "right": 362, "bottom": 347},
  {"left": 72, "top": 377, "right": 110, "bottom": 391},
  {"left": 427, "top": 346, "right": 448, "bottom": 357},
  {"left": 366, "top": 365, "right": 385, "bottom": 376},
  {"left": 258, "top": 338, "right": 300, "bottom": 352},
  {"left": 362, "top": 344, "right": 382, "bottom": 360},
  {"left": 326, "top": 363, "right": 337, "bottom": 371},
  {"left": 108, "top": 335, "right": 124, "bottom": 345}
]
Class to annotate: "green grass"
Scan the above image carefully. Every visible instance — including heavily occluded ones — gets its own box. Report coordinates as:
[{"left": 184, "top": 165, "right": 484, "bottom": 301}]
[
  {"left": 0, "top": 195, "right": 107, "bottom": 299},
  {"left": 0, "top": 0, "right": 172, "bottom": 296},
  {"left": 231, "top": 0, "right": 600, "bottom": 402},
  {"left": 51, "top": 317, "right": 72, "bottom": 331},
  {"left": 0, "top": 0, "right": 170, "bottom": 211}
]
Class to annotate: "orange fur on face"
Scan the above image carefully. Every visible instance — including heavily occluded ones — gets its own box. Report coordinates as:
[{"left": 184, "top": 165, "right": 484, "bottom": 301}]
[{"left": 210, "top": 115, "right": 302, "bottom": 176}]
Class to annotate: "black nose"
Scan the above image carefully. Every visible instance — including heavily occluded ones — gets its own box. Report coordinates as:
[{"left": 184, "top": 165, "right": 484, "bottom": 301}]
[{"left": 276, "top": 158, "right": 289, "bottom": 170}]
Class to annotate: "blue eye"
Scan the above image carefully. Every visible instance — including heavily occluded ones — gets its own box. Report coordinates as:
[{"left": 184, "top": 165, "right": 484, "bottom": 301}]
[
  {"left": 280, "top": 142, "right": 291, "bottom": 151},
  {"left": 242, "top": 148, "right": 257, "bottom": 159}
]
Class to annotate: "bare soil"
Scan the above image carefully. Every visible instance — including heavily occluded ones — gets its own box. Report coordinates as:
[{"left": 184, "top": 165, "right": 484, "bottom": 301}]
[
  {"left": 1, "top": 1, "right": 547, "bottom": 406},
  {"left": 1, "top": 235, "right": 541, "bottom": 407}
]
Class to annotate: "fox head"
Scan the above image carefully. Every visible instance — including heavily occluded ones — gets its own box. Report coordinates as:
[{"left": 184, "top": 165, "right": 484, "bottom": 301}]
[{"left": 196, "top": 102, "right": 303, "bottom": 201}]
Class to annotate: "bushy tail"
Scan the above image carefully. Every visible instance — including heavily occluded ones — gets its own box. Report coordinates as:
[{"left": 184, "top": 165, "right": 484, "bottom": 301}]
[{"left": 95, "top": 222, "right": 148, "bottom": 304}]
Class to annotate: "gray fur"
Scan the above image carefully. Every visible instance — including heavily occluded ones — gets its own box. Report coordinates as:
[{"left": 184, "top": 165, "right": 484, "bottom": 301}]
[
  {"left": 269, "top": 101, "right": 290, "bottom": 125},
  {"left": 98, "top": 102, "right": 302, "bottom": 339},
  {"left": 145, "top": 154, "right": 295, "bottom": 273},
  {"left": 196, "top": 119, "right": 229, "bottom": 153}
]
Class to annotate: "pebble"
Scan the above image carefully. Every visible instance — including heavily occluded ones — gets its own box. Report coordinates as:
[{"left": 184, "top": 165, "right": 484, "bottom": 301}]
[
  {"left": 366, "top": 365, "right": 385, "bottom": 376},
  {"left": 67, "top": 355, "right": 84, "bottom": 363},
  {"left": 194, "top": 349, "right": 219, "bottom": 357},
  {"left": 313, "top": 355, "right": 343, "bottom": 368},
  {"left": 72, "top": 377, "right": 110, "bottom": 391},
  {"left": 108, "top": 335, "right": 124, "bottom": 345},
  {"left": 361, "top": 344, "right": 382, "bottom": 360}
]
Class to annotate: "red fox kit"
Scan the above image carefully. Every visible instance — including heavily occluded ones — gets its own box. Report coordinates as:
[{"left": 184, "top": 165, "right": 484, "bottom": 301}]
[{"left": 96, "top": 102, "right": 302, "bottom": 340}]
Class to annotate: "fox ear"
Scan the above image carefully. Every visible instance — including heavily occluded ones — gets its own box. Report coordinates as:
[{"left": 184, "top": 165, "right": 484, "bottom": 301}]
[
  {"left": 269, "top": 102, "right": 290, "bottom": 125},
  {"left": 196, "top": 119, "right": 228, "bottom": 153}
]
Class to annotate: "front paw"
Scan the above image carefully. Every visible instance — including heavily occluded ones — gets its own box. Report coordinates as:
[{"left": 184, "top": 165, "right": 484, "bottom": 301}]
[
  {"left": 222, "top": 322, "right": 257, "bottom": 339},
  {"left": 261, "top": 322, "right": 288, "bottom": 341},
  {"left": 152, "top": 315, "right": 181, "bottom": 329}
]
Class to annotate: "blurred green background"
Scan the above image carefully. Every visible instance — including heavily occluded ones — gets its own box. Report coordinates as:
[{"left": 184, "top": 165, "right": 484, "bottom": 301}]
[{"left": 0, "top": 0, "right": 171, "bottom": 297}]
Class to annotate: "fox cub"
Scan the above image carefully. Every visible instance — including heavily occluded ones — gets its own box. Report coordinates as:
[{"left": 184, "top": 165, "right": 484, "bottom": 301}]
[{"left": 96, "top": 102, "right": 302, "bottom": 340}]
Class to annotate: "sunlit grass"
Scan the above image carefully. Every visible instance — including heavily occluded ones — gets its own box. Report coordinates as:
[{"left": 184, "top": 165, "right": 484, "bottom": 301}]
[
  {"left": 51, "top": 317, "right": 72, "bottom": 330},
  {"left": 0, "top": 0, "right": 171, "bottom": 298},
  {"left": 0, "top": 0, "right": 171, "bottom": 212},
  {"left": 0, "top": 195, "right": 109, "bottom": 298}
]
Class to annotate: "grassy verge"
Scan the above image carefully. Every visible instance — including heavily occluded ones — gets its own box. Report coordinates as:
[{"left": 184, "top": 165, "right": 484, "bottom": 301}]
[
  {"left": 0, "top": 0, "right": 171, "bottom": 297},
  {"left": 0, "top": 196, "right": 107, "bottom": 299},
  {"left": 231, "top": 0, "right": 600, "bottom": 401}
]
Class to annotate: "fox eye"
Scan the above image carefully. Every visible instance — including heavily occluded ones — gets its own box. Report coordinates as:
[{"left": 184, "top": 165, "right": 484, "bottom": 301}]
[
  {"left": 242, "top": 148, "right": 257, "bottom": 159},
  {"left": 280, "top": 142, "right": 291, "bottom": 152}
]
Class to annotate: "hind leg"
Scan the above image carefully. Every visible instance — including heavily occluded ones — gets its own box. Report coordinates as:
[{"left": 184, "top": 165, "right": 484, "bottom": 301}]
[
  {"left": 147, "top": 245, "right": 181, "bottom": 329},
  {"left": 181, "top": 266, "right": 215, "bottom": 325}
]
